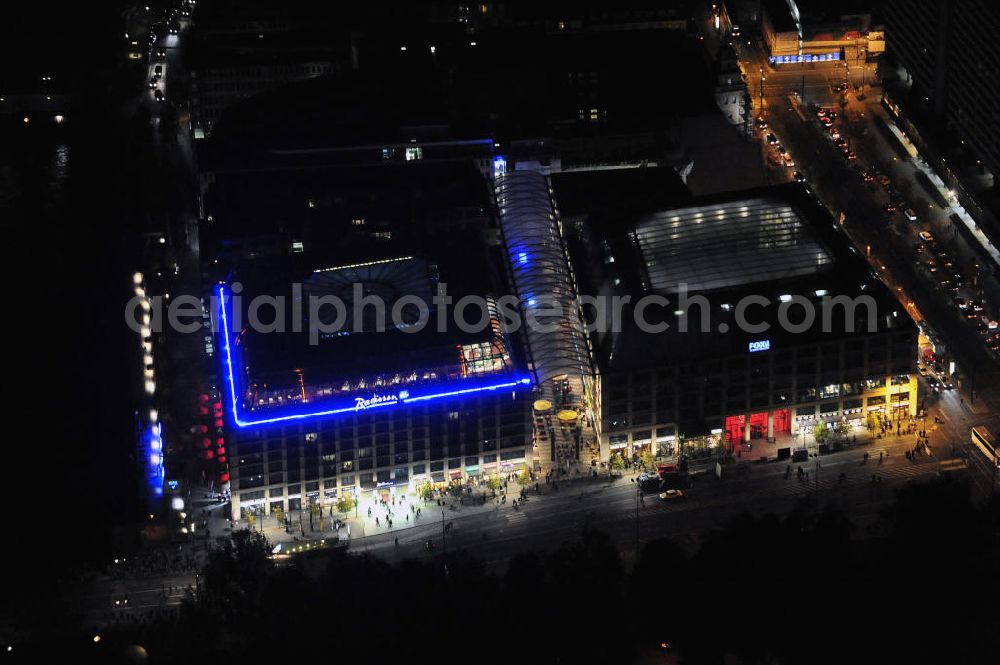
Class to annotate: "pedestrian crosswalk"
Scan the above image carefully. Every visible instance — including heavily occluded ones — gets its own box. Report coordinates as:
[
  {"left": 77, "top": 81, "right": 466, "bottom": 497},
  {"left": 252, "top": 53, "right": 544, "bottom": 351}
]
[{"left": 505, "top": 511, "right": 528, "bottom": 526}]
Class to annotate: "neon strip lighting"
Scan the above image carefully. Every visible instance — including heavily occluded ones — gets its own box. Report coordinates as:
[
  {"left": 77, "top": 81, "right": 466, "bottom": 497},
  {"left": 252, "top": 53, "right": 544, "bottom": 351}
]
[
  {"left": 312, "top": 256, "right": 415, "bottom": 274},
  {"left": 217, "top": 286, "right": 531, "bottom": 428}
]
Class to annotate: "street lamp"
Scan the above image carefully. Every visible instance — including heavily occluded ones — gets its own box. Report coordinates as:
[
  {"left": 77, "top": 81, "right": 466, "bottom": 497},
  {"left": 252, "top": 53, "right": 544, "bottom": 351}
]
[
  {"left": 814, "top": 459, "right": 821, "bottom": 499},
  {"left": 759, "top": 67, "right": 765, "bottom": 115},
  {"left": 629, "top": 477, "right": 640, "bottom": 557}
]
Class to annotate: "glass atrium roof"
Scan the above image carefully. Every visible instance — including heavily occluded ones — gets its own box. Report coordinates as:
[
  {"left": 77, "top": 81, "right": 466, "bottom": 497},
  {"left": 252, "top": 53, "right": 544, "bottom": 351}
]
[{"left": 634, "top": 197, "right": 834, "bottom": 293}]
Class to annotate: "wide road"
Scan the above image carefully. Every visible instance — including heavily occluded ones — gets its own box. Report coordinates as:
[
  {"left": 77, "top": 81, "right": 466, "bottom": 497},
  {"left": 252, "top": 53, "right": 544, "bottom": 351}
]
[
  {"left": 349, "top": 432, "right": 955, "bottom": 572},
  {"left": 736, "top": 43, "right": 1000, "bottom": 399}
]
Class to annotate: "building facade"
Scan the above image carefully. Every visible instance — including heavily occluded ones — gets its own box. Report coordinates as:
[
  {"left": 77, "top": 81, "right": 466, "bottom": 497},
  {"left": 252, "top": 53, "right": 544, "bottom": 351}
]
[
  {"left": 884, "top": 0, "right": 1000, "bottom": 179},
  {"left": 598, "top": 334, "right": 917, "bottom": 460}
]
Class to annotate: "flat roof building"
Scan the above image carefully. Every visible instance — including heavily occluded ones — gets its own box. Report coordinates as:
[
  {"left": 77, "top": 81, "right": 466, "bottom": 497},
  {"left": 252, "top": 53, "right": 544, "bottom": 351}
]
[
  {"left": 208, "top": 161, "right": 534, "bottom": 519},
  {"left": 549, "top": 169, "right": 918, "bottom": 461}
]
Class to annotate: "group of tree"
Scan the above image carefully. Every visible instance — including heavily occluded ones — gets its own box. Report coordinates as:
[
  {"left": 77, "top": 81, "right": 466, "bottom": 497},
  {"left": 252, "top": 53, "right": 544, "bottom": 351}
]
[{"left": 35, "top": 479, "right": 1000, "bottom": 663}]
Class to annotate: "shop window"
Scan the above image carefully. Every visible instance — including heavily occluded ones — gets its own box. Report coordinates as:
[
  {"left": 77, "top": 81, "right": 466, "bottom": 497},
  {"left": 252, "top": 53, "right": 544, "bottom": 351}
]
[{"left": 819, "top": 384, "right": 840, "bottom": 399}]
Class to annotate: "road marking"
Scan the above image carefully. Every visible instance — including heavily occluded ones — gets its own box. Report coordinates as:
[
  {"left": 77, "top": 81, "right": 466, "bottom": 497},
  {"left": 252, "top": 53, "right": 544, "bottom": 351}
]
[{"left": 506, "top": 511, "right": 527, "bottom": 525}]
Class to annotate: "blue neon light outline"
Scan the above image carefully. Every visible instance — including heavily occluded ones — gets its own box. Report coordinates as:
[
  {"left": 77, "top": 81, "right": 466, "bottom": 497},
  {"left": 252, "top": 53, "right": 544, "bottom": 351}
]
[{"left": 216, "top": 286, "right": 531, "bottom": 428}]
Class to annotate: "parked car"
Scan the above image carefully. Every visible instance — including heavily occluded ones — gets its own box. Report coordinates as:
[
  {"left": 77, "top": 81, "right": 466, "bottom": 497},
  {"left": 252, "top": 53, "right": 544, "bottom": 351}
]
[
  {"left": 638, "top": 473, "right": 661, "bottom": 493},
  {"left": 659, "top": 489, "right": 686, "bottom": 501},
  {"left": 904, "top": 208, "right": 918, "bottom": 222}
]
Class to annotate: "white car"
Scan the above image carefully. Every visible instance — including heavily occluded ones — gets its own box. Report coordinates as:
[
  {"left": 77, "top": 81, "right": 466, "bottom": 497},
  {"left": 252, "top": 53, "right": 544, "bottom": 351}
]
[{"left": 904, "top": 208, "right": 918, "bottom": 222}]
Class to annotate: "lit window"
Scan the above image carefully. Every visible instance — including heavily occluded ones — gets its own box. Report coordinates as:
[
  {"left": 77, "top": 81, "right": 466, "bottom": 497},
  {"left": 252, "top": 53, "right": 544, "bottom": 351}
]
[{"left": 405, "top": 146, "right": 423, "bottom": 161}]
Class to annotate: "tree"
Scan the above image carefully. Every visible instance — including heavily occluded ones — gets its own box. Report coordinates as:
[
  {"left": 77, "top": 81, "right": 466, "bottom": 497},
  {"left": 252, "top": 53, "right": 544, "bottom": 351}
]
[
  {"left": 335, "top": 494, "right": 356, "bottom": 513},
  {"left": 447, "top": 481, "right": 464, "bottom": 498},
  {"left": 486, "top": 475, "right": 502, "bottom": 491},
  {"left": 200, "top": 528, "right": 273, "bottom": 607},
  {"left": 518, "top": 465, "right": 531, "bottom": 485},
  {"left": 611, "top": 453, "right": 625, "bottom": 474},
  {"left": 867, "top": 412, "right": 880, "bottom": 431},
  {"left": 812, "top": 422, "right": 828, "bottom": 443},
  {"left": 638, "top": 449, "right": 654, "bottom": 470},
  {"left": 417, "top": 482, "right": 435, "bottom": 501},
  {"left": 272, "top": 505, "right": 285, "bottom": 524}
]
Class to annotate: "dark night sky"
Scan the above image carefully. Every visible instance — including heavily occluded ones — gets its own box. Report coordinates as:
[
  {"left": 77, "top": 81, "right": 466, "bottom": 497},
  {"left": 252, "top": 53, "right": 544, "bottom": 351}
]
[{"left": 0, "top": 4, "right": 126, "bottom": 89}]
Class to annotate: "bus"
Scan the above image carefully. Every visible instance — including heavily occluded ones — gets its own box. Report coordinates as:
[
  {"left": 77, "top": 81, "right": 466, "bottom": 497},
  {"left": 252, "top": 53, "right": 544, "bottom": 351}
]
[{"left": 970, "top": 426, "right": 1000, "bottom": 468}]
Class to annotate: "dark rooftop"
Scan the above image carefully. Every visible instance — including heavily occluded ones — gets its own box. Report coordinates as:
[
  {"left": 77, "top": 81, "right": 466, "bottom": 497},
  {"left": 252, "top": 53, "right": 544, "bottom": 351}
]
[
  {"left": 201, "top": 160, "right": 493, "bottom": 258},
  {"left": 201, "top": 26, "right": 717, "bottom": 164},
  {"left": 227, "top": 227, "right": 525, "bottom": 412},
  {"left": 551, "top": 171, "right": 915, "bottom": 372},
  {"left": 762, "top": 0, "right": 798, "bottom": 33}
]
